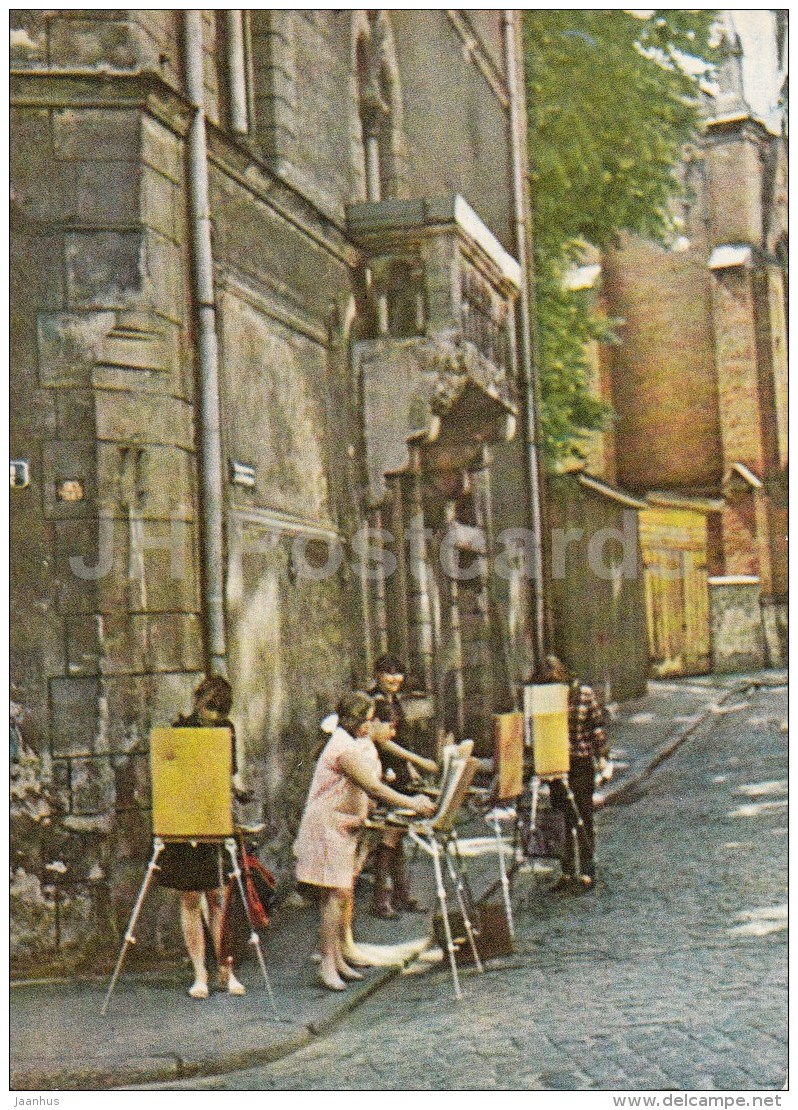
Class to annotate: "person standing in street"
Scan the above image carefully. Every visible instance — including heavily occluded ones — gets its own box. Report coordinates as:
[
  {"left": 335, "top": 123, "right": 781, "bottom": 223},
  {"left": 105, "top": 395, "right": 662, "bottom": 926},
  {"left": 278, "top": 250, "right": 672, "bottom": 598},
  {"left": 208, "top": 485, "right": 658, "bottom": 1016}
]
[
  {"left": 368, "top": 655, "right": 437, "bottom": 918},
  {"left": 293, "top": 690, "right": 434, "bottom": 990},
  {"left": 156, "top": 675, "right": 252, "bottom": 998},
  {"left": 534, "top": 655, "right": 608, "bottom": 891}
]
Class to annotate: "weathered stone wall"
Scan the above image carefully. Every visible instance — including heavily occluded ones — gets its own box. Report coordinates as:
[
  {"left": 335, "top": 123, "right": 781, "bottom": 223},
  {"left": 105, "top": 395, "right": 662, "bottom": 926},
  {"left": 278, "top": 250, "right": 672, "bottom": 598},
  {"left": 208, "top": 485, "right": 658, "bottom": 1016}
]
[
  {"left": 709, "top": 581, "right": 766, "bottom": 672},
  {"left": 226, "top": 523, "right": 355, "bottom": 868},
  {"left": 215, "top": 278, "right": 362, "bottom": 865},
  {"left": 245, "top": 9, "right": 514, "bottom": 239},
  {"left": 9, "top": 85, "right": 208, "bottom": 965},
  {"left": 392, "top": 10, "right": 514, "bottom": 251},
  {"left": 488, "top": 437, "right": 539, "bottom": 689},
  {"left": 761, "top": 597, "right": 788, "bottom": 670},
  {"left": 274, "top": 12, "right": 364, "bottom": 220},
  {"left": 10, "top": 9, "right": 530, "bottom": 966},
  {"left": 463, "top": 11, "right": 506, "bottom": 76},
  {"left": 547, "top": 476, "right": 649, "bottom": 702},
  {"left": 11, "top": 9, "right": 147, "bottom": 71}
]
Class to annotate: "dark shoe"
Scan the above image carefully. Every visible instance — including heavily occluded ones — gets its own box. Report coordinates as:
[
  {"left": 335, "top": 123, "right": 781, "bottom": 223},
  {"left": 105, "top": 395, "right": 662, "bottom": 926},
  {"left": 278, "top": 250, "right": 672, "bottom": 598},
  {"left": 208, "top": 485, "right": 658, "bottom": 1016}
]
[
  {"left": 370, "top": 844, "right": 398, "bottom": 919},
  {"left": 370, "top": 897, "right": 399, "bottom": 920},
  {"left": 548, "top": 874, "right": 574, "bottom": 893},
  {"left": 392, "top": 892, "right": 426, "bottom": 913},
  {"left": 390, "top": 842, "right": 425, "bottom": 912}
]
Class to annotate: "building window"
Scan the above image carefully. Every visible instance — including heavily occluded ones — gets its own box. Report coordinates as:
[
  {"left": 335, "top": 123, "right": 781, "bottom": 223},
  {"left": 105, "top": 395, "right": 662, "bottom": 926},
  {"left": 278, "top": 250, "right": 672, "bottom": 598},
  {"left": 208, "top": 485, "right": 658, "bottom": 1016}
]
[
  {"left": 356, "top": 13, "right": 403, "bottom": 202},
  {"left": 461, "top": 267, "right": 511, "bottom": 373}
]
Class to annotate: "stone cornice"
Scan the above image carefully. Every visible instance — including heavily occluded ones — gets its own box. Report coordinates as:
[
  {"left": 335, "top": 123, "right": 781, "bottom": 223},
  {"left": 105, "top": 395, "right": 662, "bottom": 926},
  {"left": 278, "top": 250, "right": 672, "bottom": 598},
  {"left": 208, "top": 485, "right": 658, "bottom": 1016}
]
[
  {"left": 10, "top": 67, "right": 361, "bottom": 270},
  {"left": 445, "top": 10, "right": 510, "bottom": 109},
  {"left": 10, "top": 67, "right": 193, "bottom": 127},
  {"left": 702, "top": 112, "right": 781, "bottom": 147},
  {"left": 216, "top": 264, "right": 329, "bottom": 348},
  {"left": 205, "top": 130, "right": 360, "bottom": 271}
]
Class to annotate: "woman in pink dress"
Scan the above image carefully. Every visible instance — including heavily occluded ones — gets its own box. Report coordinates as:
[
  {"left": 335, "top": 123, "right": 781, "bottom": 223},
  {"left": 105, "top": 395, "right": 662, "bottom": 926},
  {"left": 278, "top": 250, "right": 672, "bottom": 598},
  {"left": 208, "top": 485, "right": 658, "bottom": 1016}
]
[{"left": 294, "top": 690, "right": 435, "bottom": 991}]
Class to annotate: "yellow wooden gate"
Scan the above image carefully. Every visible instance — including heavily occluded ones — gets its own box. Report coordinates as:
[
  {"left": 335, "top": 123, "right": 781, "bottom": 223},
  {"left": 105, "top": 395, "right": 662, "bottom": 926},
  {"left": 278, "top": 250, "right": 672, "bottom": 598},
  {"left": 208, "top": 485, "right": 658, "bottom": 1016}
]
[{"left": 640, "top": 505, "right": 712, "bottom": 676}]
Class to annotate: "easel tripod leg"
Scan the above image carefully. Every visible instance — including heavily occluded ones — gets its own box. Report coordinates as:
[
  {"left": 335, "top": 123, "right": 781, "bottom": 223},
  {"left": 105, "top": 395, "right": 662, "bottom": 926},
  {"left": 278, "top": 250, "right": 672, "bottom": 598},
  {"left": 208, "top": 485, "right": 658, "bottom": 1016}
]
[
  {"left": 224, "top": 839, "right": 279, "bottom": 1020},
  {"left": 512, "top": 801, "right": 526, "bottom": 866},
  {"left": 101, "top": 839, "right": 165, "bottom": 1015},
  {"left": 563, "top": 782, "right": 585, "bottom": 879},
  {"left": 490, "top": 813, "right": 515, "bottom": 940},
  {"left": 444, "top": 835, "right": 483, "bottom": 973},
  {"left": 431, "top": 839, "right": 461, "bottom": 1000},
  {"left": 529, "top": 776, "right": 541, "bottom": 840}
]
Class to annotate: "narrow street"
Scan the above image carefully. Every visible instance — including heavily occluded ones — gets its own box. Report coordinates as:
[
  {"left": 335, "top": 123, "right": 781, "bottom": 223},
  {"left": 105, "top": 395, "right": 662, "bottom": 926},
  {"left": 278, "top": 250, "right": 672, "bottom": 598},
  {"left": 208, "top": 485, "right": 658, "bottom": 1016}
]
[{"left": 156, "top": 684, "right": 787, "bottom": 1091}]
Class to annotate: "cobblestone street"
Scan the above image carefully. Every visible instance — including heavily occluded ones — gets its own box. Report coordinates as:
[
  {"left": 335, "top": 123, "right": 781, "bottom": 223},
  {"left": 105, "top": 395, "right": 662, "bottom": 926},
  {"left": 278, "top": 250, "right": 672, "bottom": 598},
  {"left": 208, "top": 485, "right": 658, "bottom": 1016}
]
[{"left": 161, "top": 684, "right": 787, "bottom": 1092}]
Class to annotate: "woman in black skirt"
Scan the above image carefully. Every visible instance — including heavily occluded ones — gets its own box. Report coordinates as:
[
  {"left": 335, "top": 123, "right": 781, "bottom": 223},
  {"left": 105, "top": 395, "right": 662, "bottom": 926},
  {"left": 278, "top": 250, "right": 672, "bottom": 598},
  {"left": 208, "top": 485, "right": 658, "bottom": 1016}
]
[{"left": 157, "top": 675, "right": 251, "bottom": 998}]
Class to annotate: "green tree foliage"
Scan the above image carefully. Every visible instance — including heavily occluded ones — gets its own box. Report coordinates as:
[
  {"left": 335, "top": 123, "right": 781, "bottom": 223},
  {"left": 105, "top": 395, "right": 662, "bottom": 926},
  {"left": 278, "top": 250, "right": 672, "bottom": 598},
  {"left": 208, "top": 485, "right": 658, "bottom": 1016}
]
[{"left": 523, "top": 10, "right": 718, "bottom": 466}]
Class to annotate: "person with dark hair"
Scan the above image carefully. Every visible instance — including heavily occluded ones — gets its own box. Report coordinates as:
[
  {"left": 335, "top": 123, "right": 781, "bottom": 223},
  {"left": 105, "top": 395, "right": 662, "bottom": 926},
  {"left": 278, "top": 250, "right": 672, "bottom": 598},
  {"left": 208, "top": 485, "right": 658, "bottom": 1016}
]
[
  {"left": 533, "top": 655, "right": 608, "bottom": 891},
  {"left": 294, "top": 690, "right": 435, "bottom": 991},
  {"left": 157, "top": 675, "right": 252, "bottom": 999},
  {"left": 368, "top": 655, "right": 437, "bottom": 918}
]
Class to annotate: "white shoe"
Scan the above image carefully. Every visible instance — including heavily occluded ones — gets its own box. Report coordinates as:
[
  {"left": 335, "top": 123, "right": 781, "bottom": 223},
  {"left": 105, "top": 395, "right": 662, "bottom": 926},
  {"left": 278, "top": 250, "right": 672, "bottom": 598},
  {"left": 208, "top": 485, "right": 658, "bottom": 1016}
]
[
  {"left": 188, "top": 979, "right": 209, "bottom": 999},
  {"left": 341, "top": 945, "right": 376, "bottom": 968},
  {"left": 227, "top": 972, "right": 246, "bottom": 996},
  {"left": 318, "top": 969, "right": 347, "bottom": 991}
]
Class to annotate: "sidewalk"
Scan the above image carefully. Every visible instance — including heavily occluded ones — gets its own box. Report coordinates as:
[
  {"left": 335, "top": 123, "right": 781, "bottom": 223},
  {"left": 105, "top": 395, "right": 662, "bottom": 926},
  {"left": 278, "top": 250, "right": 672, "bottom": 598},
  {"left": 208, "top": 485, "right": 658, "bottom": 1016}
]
[
  {"left": 11, "top": 892, "right": 445, "bottom": 1090},
  {"left": 11, "top": 670, "right": 787, "bottom": 1091},
  {"left": 596, "top": 668, "right": 787, "bottom": 808}
]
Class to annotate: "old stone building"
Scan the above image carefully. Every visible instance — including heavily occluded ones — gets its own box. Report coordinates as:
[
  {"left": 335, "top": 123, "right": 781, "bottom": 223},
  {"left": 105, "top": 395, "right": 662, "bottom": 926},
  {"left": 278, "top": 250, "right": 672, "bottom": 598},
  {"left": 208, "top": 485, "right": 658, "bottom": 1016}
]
[
  {"left": 547, "top": 471, "right": 649, "bottom": 704},
  {"left": 10, "top": 9, "right": 545, "bottom": 964},
  {"left": 580, "top": 15, "right": 788, "bottom": 676}
]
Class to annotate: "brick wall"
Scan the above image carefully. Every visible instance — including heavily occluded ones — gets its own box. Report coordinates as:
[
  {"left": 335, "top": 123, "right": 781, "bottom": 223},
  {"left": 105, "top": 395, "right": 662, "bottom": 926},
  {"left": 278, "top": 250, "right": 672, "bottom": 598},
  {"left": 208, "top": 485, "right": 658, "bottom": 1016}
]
[
  {"left": 710, "top": 267, "right": 766, "bottom": 476},
  {"left": 704, "top": 126, "right": 765, "bottom": 247},
  {"left": 603, "top": 235, "right": 723, "bottom": 494},
  {"left": 598, "top": 115, "right": 788, "bottom": 671},
  {"left": 721, "top": 493, "right": 758, "bottom": 577}
]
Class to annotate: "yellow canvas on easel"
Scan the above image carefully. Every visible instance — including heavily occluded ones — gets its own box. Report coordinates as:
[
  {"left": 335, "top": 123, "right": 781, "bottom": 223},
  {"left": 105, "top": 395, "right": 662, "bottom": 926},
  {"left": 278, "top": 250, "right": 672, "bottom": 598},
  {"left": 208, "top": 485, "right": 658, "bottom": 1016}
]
[
  {"left": 493, "top": 712, "right": 525, "bottom": 801},
  {"left": 150, "top": 727, "right": 233, "bottom": 839},
  {"left": 524, "top": 684, "right": 570, "bottom": 777}
]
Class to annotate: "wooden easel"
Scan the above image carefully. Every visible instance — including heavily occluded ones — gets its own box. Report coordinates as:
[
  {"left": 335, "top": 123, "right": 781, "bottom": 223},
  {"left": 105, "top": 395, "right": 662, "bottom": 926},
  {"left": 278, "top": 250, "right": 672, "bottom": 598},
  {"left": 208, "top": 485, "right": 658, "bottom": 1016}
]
[
  {"left": 366, "top": 741, "right": 483, "bottom": 999},
  {"left": 483, "top": 686, "right": 587, "bottom": 901},
  {"left": 523, "top": 683, "right": 586, "bottom": 882},
  {"left": 482, "top": 711, "right": 525, "bottom": 939},
  {"left": 101, "top": 728, "right": 278, "bottom": 1017}
]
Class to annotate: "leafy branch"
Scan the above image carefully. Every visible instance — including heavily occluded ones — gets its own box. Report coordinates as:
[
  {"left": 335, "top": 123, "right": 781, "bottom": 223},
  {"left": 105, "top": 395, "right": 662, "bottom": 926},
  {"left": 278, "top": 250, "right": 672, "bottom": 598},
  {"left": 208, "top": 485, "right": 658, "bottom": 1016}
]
[{"left": 524, "top": 10, "right": 719, "bottom": 466}]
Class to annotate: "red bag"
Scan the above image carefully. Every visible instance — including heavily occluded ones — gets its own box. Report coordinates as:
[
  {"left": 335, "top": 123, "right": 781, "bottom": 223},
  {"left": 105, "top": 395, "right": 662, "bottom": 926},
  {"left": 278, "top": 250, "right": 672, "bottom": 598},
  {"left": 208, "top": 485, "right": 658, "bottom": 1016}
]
[
  {"left": 242, "top": 851, "right": 276, "bottom": 928},
  {"left": 219, "top": 851, "right": 276, "bottom": 966}
]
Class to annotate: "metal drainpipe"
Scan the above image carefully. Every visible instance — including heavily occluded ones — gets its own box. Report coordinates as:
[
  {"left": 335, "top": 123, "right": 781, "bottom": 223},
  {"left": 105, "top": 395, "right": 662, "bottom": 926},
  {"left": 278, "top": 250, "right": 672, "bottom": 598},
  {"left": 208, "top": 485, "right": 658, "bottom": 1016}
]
[
  {"left": 225, "top": 11, "right": 249, "bottom": 135},
  {"left": 503, "top": 8, "right": 548, "bottom": 660},
  {"left": 184, "top": 11, "right": 227, "bottom": 675}
]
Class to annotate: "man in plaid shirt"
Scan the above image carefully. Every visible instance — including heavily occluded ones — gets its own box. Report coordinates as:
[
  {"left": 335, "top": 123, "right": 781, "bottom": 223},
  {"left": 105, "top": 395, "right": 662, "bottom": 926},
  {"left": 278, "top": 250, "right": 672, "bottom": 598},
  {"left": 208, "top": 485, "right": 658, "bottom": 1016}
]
[{"left": 538, "top": 655, "right": 608, "bottom": 890}]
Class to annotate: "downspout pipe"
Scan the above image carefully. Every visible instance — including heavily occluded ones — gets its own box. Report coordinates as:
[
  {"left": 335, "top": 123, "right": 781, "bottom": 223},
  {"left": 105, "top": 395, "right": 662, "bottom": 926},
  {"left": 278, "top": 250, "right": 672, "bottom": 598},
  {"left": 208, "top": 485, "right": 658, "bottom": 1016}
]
[
  {"left": 184, "top": 11, "right": 227, "bottom": 675},
  {"left": 225, "top": 11, "right": 249, "bottom": 135},
  {"left": 503, "top": 9, "right": 548, "bottom": 660}
]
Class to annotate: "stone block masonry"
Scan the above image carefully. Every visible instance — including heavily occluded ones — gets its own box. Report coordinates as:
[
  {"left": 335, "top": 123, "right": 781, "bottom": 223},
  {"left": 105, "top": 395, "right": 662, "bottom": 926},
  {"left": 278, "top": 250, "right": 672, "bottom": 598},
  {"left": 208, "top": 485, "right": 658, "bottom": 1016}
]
[
  {"left": 11, "top": 86, "right": 203, "bottom": 966},
  {"left": 10, "top": 10, "right": 538, "bottom": 968}
]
